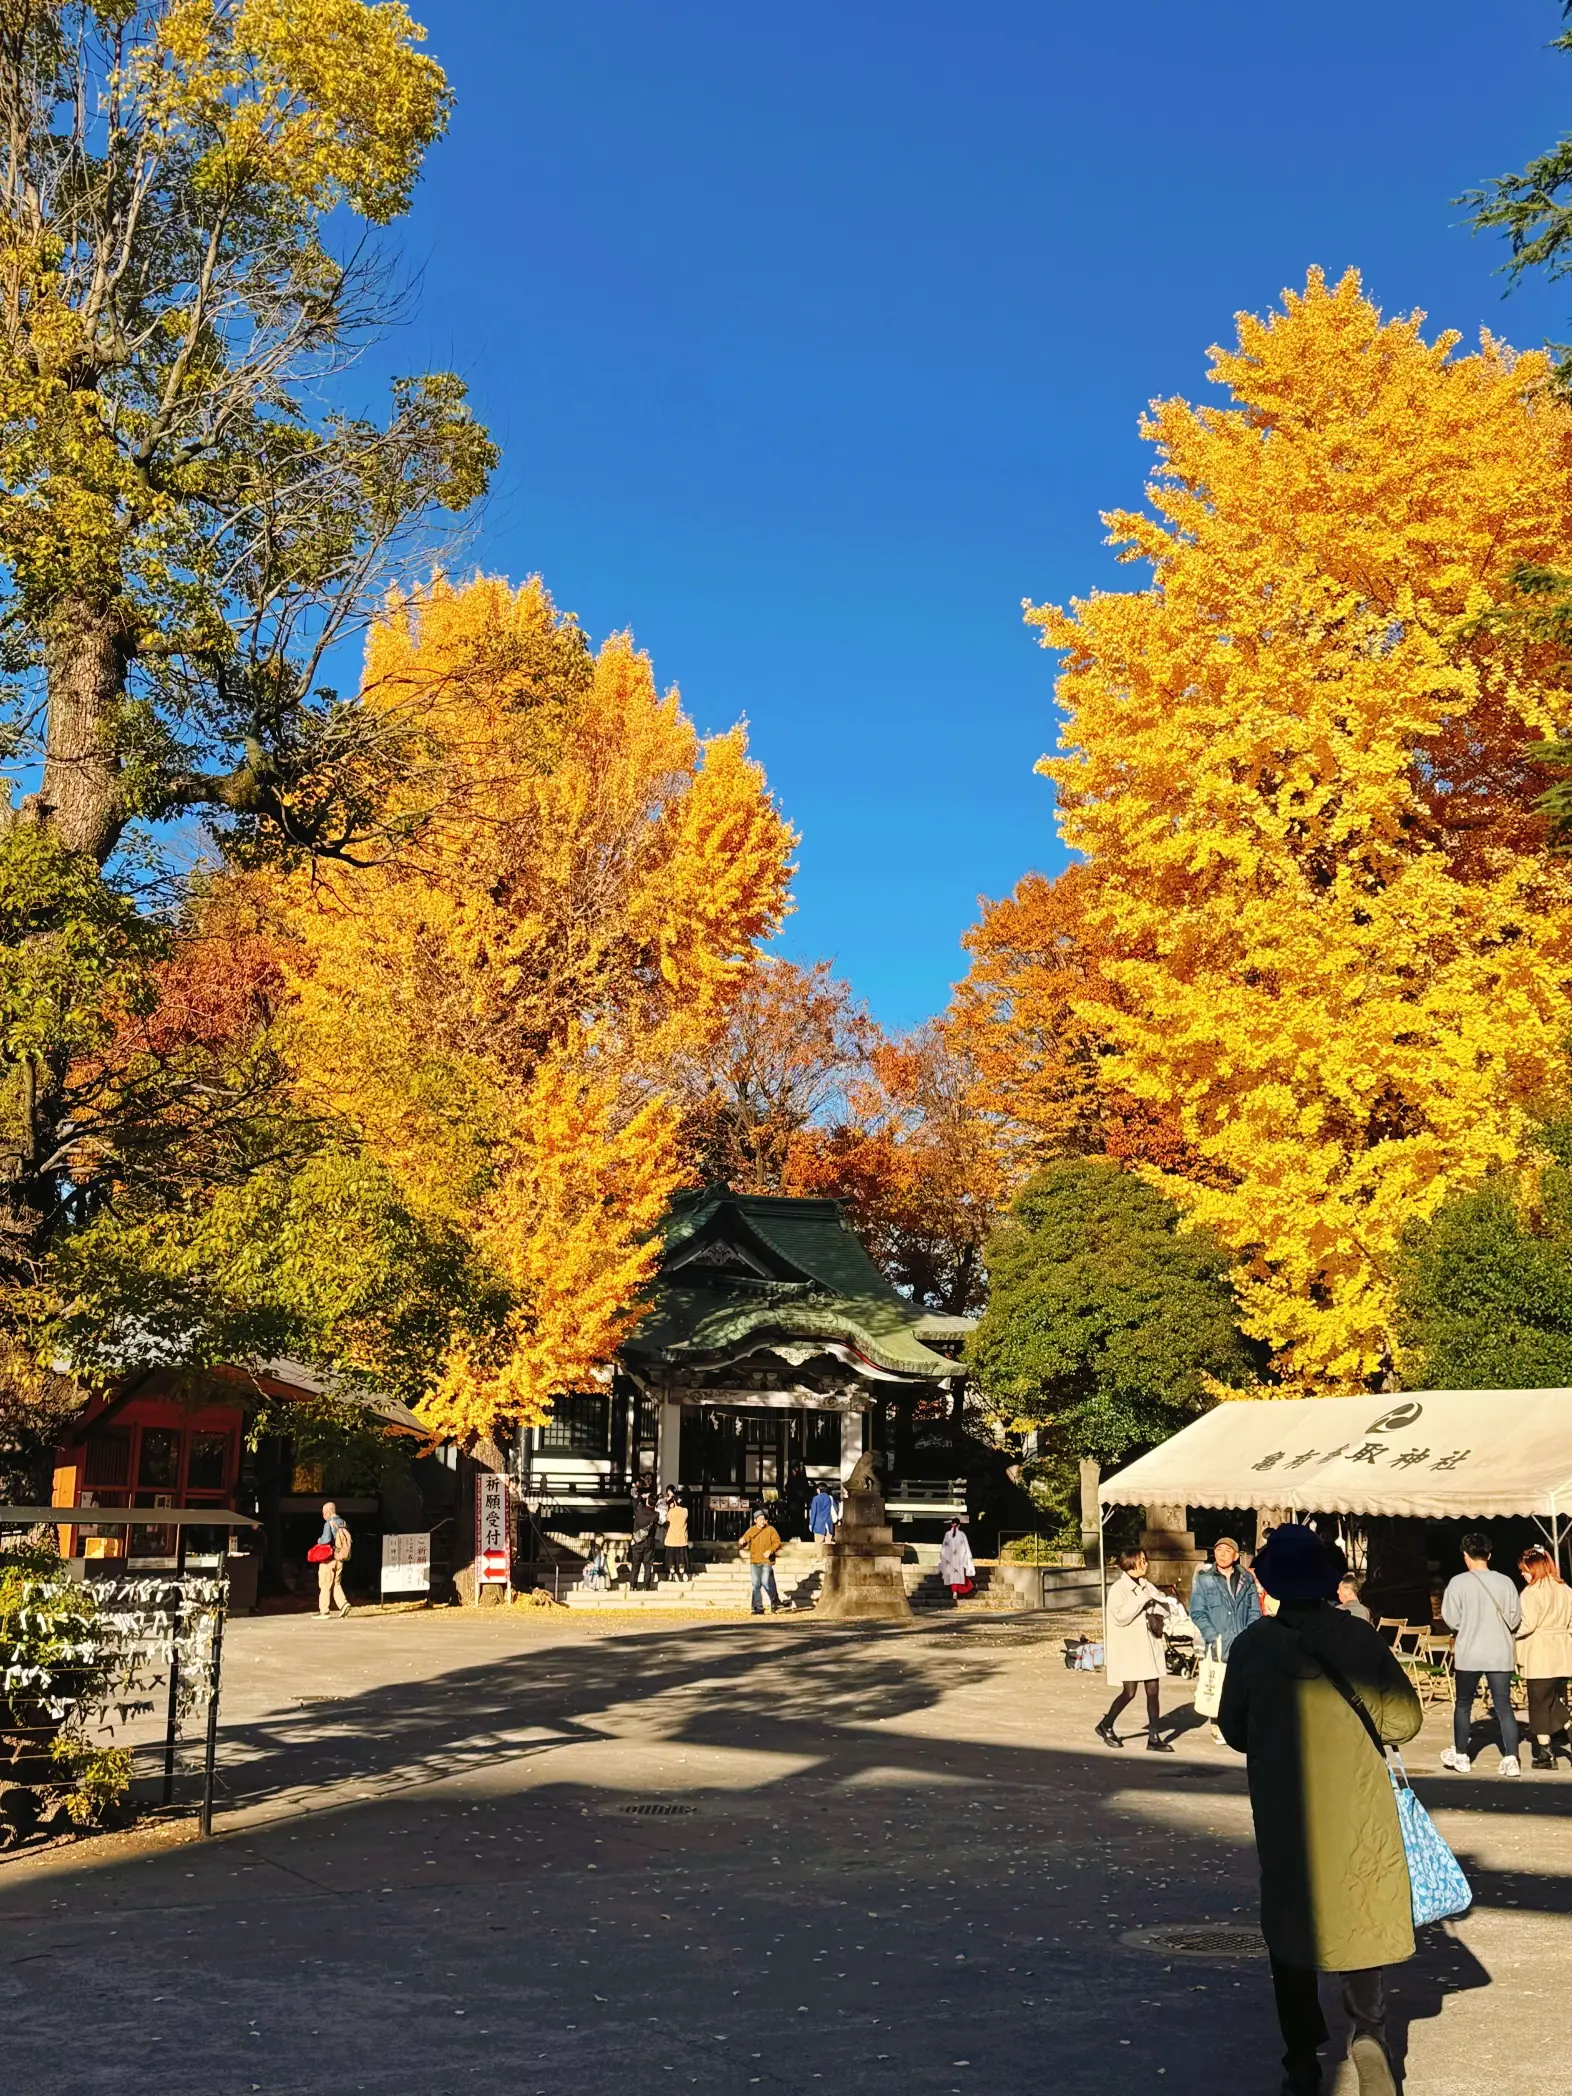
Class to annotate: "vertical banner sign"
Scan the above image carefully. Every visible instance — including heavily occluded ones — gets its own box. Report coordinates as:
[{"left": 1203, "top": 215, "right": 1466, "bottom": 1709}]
[
  {"left": 380, "top": 1531, "right": 431, "bottom": 1597},
  {"left": 476, "top": 1471, "right": 511, "bottom": 1587}
]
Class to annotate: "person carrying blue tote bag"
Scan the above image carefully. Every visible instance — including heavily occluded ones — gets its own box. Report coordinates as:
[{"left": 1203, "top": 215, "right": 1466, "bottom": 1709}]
[
  {"left": 1319, "top": 1658, "right": 1473, "bottom": 1927},
  {"left": 1387, "top": 1753, "right": 1473, "bottom": 1925},
  {"left": 1219, "top": 1522, "right": 1432, "bottom": 2096}
]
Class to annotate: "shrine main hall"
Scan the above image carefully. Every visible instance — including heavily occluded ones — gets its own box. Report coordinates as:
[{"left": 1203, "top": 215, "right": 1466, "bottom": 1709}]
[{"left": 515, "top": 1186, "right": 972, "bottom": 1541}]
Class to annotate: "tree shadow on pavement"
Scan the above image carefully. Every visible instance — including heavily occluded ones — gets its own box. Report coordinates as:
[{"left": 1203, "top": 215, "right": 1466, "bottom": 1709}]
[{"left": 0, "top": 1617, "right": 1566, "bottom": 2096}]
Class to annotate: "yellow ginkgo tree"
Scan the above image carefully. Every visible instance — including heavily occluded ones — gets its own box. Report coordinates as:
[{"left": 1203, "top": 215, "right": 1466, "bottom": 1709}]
[
  {"left": 1029, "top": 268, "right": 1572, "bottom": 1387},
  {"left": 282, "top": 576, "right": 796, "bottom": 1442}
]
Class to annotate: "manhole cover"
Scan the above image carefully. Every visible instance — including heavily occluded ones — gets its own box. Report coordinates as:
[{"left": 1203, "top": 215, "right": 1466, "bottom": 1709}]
[
  {"left": 1123, "top": 1923, "right": 1266, "bottom": 1960},
  {"left": 612, "top": 1802, "right": 698, "bottom": 1818}
]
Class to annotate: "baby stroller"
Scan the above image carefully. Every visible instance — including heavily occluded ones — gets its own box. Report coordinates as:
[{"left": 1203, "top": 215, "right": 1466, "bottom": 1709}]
[{"left": 1160, "top": 1597, "right": 1204, "bottom": 1678}]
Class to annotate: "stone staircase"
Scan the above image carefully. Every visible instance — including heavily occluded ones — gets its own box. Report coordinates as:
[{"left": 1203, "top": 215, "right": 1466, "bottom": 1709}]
[
  {"left": 559, "top": 1539, "right": 827, "bottom": 1611},
  {"left": 905, "top": 1562, "right": 1006, "bottom": 1611},
  {"left": 555, "top": 1540, "right": 1027, "bottom": 1615}
]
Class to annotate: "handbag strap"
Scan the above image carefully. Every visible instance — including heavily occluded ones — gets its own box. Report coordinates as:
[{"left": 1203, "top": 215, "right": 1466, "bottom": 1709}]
[
  {"left": 1286, "top": 1627, "right": 1389, "bottom": 1763},
  {"left": 1468, "top": 1568, "right": 1514, "bottom": 1635}
]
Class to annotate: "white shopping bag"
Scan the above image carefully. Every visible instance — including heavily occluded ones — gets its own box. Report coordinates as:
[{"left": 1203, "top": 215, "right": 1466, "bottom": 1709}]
[{"left": 1193, "top": 1639, "right": 1227, "bottom": 1719}]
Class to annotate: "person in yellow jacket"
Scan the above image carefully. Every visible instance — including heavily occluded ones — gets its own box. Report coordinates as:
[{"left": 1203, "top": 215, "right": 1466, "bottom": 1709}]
[{"left": 738, "top": 1508, "right": 785, "bottom": 1615}]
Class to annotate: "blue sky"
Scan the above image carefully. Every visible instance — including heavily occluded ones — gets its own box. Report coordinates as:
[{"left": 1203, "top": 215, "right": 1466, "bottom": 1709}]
[{"left": 362, "top": 1, "right": 1569, "bottom": 1029}]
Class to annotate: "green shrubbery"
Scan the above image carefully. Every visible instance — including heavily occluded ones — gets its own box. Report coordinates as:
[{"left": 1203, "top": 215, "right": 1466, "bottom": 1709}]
[{"left": 0, "top": 1542, "right": 132, "bottom": 1835}]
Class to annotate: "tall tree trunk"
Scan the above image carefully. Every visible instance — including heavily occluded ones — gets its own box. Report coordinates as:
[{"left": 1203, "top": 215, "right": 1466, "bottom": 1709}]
[
  {"left": 0, "top": 1048, "right": 66, "bottom": 1285},
  {"left": 41, "top": 600, "right": 126, "bottom": 862}
]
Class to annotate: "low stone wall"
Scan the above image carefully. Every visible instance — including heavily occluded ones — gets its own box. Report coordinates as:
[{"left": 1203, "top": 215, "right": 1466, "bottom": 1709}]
[{"left": 989, "top": 1562, "right": 1103, "bottom": 1612}]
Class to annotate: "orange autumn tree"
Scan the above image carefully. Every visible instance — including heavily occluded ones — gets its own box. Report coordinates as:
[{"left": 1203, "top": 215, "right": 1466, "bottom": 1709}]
[
  {"left": 784, "top": 1026, "right": 1003, "bottom": 1315},
  {"left": 949, "top": 867, "right": 1104, "bottom": 1169},
  {"left": 1029, "top": 268, "right": 1572, "bottom": 1387},
  {"left": 674, "top": 957, "right": 877, "bottom": 1192},
  {"left": 675, "top": 956, "right": 1001, "bottom": 1312},
  {"left": 949, "top": 864, "right": 1204, "bottom": 1183},
  {"left": 282, "top": 576, "right": 795, "bottom": 1440}
]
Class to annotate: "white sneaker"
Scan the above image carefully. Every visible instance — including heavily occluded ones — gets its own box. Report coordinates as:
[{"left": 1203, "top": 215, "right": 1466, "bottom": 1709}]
[
  {"left": 1499, "top": 1754, "right": 1521, "bottom": 1777},
  {"left": 1440, "top": 1747, "right": 1471, "bottom": 1772}
]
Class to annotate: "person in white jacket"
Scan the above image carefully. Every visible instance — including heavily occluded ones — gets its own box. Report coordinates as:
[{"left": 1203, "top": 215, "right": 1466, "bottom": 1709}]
[
  {"left": 938, "top": 1518, "right": 975, "bottom": 1601},
  {"left": 1097, "top": 1547, "right": 1175, "bottom": 1752}
]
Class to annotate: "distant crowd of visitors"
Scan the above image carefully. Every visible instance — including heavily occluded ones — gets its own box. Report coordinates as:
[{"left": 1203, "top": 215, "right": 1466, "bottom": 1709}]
[
  {"left": 581, "top": 1476, "right": 846, "bottom": 1609},
  {"left": 1096, "top": 1520, "right": 1572, "bottom": 2095}
]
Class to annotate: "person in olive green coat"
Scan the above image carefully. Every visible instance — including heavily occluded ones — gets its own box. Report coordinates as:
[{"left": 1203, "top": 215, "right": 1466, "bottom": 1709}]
[{"left": 1219, "top": 1524, "right": 1422, "bottom": 2096}]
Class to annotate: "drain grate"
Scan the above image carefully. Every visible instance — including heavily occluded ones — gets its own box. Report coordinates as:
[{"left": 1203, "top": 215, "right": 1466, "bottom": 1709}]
[
  {"left": 614, "top": 1802, "right": 698, "bottom": 1818},
  {"left": 1123, "top": 1922, "right": 1266, "bottom": 1959}
]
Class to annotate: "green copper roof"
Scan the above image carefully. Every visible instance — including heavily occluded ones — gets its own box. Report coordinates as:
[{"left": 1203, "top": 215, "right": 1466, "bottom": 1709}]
[{"left": 623, "top": 1187, "right": 963, "bottom": 1382}]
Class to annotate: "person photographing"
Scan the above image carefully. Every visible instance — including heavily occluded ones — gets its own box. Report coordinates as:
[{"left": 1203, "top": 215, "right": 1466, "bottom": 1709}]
[{"left": 739, "top": 1507, "right": 785, "bottom": 1615}]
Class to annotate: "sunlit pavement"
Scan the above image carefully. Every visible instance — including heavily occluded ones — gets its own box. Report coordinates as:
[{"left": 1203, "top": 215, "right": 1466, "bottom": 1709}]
[{"left": 1, "top": 1608, "right": 1567, "bottom": 2096}]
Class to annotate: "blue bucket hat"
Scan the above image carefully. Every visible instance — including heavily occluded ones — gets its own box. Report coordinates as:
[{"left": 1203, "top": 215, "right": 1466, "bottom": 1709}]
[{"left": 1254, "top": 1522, "right": 1343, "bottom": 1602}]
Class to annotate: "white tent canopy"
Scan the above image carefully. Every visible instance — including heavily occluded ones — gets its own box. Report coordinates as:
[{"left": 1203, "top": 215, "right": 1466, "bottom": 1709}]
[{"left": 1099, "top": 1390, "right": 1572, "bottom": 1522}]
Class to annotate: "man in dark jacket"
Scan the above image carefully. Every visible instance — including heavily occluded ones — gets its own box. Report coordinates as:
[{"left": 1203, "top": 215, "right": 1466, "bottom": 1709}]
[
  {"left": 627, "top": 1489, "right": 659, "bottom": 1591},
  {"left": 1219, "top": 1524, "right": 1421, "bottom": 2096}
]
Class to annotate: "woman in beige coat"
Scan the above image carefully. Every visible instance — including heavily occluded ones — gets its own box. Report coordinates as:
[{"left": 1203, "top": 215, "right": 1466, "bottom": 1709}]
[
  {"left": 1097, "top": 1547, "right": 1176, "bottom": 1752},
  {"left": 1516, "top": 1546, "right": 1572, "bottom": 1770}
]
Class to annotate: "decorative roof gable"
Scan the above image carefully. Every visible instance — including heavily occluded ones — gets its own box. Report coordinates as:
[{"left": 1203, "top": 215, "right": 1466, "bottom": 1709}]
[{"left": 624, "top": 1186, "right": 970, "bottom": 1382}]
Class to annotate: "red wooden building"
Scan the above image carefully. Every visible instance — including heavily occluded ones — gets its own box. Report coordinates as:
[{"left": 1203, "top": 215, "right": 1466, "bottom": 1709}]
[{"left": 50, "top": 1360, "right": 429, "bottom": 1593}]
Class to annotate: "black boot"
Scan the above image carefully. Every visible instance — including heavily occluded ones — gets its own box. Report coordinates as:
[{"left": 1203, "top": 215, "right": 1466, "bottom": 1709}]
[
  {"left": 1532, "top": 1742, "right": 1555, "bottom": 1771},
  {"left": 1095, "top": 1716, "right": 1124, "bottom": 1749},
  {"left": 1146, "top": 1729, "right": 1175, "bottom": 1753}
]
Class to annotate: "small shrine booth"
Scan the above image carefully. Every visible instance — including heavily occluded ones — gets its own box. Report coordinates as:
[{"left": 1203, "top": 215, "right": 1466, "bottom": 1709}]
[
  {"left": 517, "top": 1187, "right": 972, "bottom": 1541},
  {"left": 50, "top": 1357, "right": 429, "bottom": 1602}
]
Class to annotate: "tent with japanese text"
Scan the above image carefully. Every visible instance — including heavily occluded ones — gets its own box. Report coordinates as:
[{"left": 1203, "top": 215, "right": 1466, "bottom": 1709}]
[{"left": 1098, "top": 1391, "right": 1572, "bottom": 1519}]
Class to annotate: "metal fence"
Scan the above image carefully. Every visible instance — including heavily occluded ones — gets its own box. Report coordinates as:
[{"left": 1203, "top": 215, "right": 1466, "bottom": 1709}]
[
  {"left": 2, "top": 1561, "right": 229, "bottom": 1840},
  {"left": 2, "top": 1506, "right": 251, "bottom": 1841}
]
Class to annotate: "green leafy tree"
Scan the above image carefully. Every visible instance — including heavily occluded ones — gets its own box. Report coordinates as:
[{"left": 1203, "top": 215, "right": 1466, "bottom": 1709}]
[
  {"left": 0, "top": 2, "right": 493, "bottom": 1469},
  {"left": 1461, "top": 3, "right": 1572, "bottom": 834},
  {"left": 0, "top": 1, "right": 494, "bottom": 866},
  {"left": 968, "top": 1157, "right": 1261, "bottom": 1472},
  {"left": 53, "top": 1147, "right": 510, "bottom": 1408},
  {"left": 1462, "top": 2, "right": 1572, "bottom": 380},
  {"left": 1396, "top": 1131, "right": 1572, "bottom": 1388}
]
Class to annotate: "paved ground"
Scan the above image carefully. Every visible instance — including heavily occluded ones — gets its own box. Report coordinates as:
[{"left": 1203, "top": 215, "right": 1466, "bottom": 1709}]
[{"left": 1, "top": 1605, "right": 1569, "bottom": 2096}]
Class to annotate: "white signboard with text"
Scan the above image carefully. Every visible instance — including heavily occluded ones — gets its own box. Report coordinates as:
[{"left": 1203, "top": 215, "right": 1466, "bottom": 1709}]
[
  {"left": 380, "top": 1531, "right": 431, "bottom": 1596},
  {"left": 475, "top": 1472, "right": 511, "bottom": 1586}
]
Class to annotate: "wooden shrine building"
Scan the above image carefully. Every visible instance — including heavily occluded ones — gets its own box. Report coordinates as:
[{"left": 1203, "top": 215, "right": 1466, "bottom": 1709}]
[{"left": 516, "top": 1187, "right": 973, "bottom": 1540}]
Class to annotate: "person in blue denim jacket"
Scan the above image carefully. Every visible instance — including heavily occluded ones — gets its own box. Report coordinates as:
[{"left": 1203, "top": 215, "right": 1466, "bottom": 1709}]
[{"left": 1190, "top": 1536, "right": 1262, "bottom": 1738}]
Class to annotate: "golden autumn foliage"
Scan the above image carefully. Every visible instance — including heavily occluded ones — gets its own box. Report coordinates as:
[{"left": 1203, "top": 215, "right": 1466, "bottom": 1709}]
[
  {"left": 1026, "top": 268, "right": 1572, "bottom": 1387},
  {"left": 281, "top": 576, "right": 796, "bottom": 1440}
]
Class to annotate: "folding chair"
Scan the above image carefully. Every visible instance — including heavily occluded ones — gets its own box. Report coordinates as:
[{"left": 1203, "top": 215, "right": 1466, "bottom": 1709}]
[{"left": 1413, "top": 1632, "right": 1455, "bottom": 1707}]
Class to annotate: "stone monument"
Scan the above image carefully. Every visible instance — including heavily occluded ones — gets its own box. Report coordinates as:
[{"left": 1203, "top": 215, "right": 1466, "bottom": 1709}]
[
  {"left": 1139, "top": 1502, "right": 1204, "bottom": 1600},
  {"left": 816, "top": 1453, "right": 912, "bottom": 1622}
]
